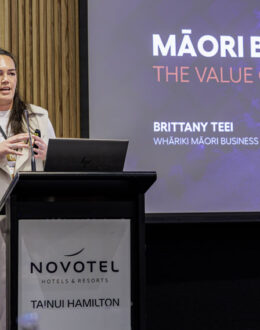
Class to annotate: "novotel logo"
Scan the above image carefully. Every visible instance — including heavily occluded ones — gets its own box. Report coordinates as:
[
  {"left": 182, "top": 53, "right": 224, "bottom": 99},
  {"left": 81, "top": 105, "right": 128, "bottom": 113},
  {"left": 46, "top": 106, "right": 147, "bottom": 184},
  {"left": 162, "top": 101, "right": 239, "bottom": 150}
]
[{"left": 30, "top": 248, "right": 119, "bottom": 274}]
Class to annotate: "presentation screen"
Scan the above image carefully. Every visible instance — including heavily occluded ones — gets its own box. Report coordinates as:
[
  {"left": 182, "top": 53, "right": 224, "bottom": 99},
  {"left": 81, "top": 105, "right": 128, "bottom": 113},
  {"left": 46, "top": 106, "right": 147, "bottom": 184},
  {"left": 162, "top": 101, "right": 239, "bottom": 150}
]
[{"left": 88, "top": 0, "right": 260, "bottom": 213}]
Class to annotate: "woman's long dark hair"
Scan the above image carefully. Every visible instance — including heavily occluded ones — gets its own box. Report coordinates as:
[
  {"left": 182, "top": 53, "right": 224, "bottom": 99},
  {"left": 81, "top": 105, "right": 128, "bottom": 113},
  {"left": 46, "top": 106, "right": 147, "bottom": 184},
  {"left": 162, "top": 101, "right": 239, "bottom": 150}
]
[{"left": 0, "top": 48, "right": 27, "bottom": 135}]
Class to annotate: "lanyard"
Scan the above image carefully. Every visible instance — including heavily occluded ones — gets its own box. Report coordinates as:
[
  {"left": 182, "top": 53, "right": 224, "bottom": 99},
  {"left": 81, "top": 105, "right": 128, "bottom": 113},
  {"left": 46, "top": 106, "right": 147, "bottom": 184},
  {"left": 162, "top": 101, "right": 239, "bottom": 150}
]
[{"left": 0, "top": 125, "right": 7, "bottom": 140}]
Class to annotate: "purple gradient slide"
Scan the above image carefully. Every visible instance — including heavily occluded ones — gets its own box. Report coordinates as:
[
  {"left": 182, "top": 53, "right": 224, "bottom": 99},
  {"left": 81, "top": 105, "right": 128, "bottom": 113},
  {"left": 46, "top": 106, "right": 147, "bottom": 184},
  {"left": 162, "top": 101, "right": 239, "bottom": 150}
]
[{"left": 88, "top": 0, "right": 260, "bottom": 213}]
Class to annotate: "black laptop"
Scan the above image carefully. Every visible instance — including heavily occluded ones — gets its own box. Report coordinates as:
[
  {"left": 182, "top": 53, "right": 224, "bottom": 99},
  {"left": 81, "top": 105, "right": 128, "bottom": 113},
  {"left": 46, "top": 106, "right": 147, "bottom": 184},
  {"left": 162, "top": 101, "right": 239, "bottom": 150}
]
[{"left": 44, "top": 138, "right": 129, "bottom": 172}]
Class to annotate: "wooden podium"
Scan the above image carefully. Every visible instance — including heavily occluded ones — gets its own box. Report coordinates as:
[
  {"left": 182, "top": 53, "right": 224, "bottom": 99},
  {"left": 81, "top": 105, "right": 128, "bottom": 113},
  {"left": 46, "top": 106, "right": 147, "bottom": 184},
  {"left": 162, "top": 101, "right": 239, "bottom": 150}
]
[{"left": 0, "top": 171, "right": 156, "bottom": 330}]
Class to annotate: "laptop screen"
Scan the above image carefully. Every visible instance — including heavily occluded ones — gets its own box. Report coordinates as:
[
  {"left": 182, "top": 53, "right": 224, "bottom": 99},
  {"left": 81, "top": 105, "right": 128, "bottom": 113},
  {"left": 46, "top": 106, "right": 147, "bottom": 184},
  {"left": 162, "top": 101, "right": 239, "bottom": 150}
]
[{"left": 44, "top": 138, "right": 129, "bottom": 172}]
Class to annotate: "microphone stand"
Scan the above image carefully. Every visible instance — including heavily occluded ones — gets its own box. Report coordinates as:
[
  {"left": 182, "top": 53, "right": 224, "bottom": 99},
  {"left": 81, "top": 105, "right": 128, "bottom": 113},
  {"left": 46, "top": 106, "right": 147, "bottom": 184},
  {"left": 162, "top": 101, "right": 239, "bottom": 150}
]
[{"left": 24, "top": 110, "right": 36, "bottom": 171}]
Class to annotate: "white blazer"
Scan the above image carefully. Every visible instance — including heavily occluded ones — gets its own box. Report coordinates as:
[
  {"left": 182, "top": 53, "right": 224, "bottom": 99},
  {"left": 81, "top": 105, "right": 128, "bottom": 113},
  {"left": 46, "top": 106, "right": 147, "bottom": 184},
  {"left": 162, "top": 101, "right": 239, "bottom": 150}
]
[{"left": 0, "top": 104, "right": 55, "bottom": 201}]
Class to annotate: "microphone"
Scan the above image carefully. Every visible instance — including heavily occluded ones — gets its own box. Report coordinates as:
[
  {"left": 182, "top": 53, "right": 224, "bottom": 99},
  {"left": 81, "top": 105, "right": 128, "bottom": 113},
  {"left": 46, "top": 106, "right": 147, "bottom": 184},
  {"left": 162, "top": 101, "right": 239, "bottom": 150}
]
[
  {"left": 24, "top": 110, "right": 36, "bottom": 171},
  {"left": 33, "top": 129, "right": 41, "bottom": 155}
]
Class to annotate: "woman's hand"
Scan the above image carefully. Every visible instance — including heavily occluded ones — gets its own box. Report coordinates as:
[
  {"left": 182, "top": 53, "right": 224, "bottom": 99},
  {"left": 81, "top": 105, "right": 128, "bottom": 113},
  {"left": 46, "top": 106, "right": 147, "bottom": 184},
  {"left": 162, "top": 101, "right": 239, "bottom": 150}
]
[
  {"left": 33, "top": 135, "right": 47, "bottom": 160},
  {"left": 0, "top": 133, "right": 29, "bottom": 157}
]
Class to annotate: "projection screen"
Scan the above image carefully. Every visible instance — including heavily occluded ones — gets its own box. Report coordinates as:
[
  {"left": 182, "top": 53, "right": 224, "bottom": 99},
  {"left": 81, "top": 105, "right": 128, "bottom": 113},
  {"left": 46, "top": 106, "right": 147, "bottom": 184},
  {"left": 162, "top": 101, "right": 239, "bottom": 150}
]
[{"left": 88, "top": 0, "right": 260, "bottom": 213}]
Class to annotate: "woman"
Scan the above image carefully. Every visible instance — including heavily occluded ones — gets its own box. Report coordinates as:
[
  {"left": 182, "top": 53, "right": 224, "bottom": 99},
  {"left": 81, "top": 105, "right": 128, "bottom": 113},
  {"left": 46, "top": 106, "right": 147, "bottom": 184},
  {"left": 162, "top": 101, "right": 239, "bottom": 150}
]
[
  {"left": 0, "top": 48, "right": 55, "bottom": 330},
  {"left": 0, "top": 48, "right": 55, "bottom": 199}
]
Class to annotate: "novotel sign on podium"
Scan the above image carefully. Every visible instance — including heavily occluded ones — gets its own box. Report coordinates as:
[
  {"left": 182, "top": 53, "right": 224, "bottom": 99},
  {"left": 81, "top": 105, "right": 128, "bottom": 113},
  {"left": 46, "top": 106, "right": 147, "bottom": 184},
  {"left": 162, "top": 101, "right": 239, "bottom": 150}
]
[{"left": 18, "top": 219, "right": 131, "bottom": 330}]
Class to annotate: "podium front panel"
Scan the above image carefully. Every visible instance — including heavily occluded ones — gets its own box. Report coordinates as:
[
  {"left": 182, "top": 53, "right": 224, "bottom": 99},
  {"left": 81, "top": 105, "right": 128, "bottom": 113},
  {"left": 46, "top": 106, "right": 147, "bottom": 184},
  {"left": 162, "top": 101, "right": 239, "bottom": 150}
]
[{"left": 18, "top": 219, "right": 131, "bottom": 330}]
